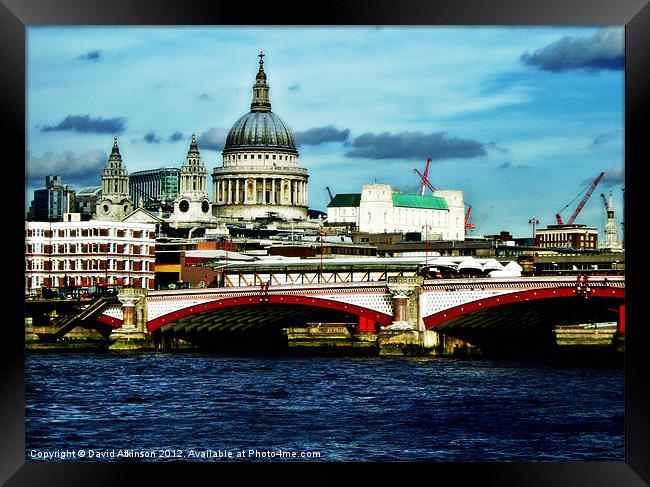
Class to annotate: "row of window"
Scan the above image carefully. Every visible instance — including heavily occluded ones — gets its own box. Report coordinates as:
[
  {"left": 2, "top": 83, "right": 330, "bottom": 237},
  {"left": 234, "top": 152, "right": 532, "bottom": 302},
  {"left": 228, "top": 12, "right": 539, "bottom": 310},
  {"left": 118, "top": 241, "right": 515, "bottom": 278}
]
[
  {"left": 27, "top": 258, "right": 152, "bottom": 271},
  {"left": 331, "top": 207, "right": 452, "bottom": 226},
  {"left": 27, "top": 275, "right": 150, "bottom": 289},
  {"left": 365, "top": 210, "right": 451, "bottom": 226},
  {"left": 26, "top": 243, "right": 153, "bottom": 255},
  {"left": 25, "top": 228, "right": 154, "bottom": 239},
  {"left": 225, "top": 153, "right": 296, "bottom": 162},
  {"left": 539, "top": 233, "right": 597, "bottom": 242},
  {"left": 538, "top": 242, "right": 597, "bottom": 248}
]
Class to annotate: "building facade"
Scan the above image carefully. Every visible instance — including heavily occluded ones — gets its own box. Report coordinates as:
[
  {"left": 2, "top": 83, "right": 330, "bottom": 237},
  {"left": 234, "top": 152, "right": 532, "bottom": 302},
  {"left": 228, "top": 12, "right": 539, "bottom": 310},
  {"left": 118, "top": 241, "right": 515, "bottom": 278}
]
[
  {"left": 96, "top": 137, "right": 134, "bottom": 221},
  {"left": 327, "top": 183, "right": 466, "bottom": 241},
  {"left": 129, "top": 167, "right": 180, "bottom": 211},
  {"left": 534, "top": 224, "right": 599, "bottom": 250},
  {"left": 27, "top": 175, "right": 76, "bottom": 222},
  {"left": 212, "top": 53, "right": 309, "bottom": 221},
  {"left": 25, "top": 220, "right": 156, "bottom": 293},
  {"left": 75, "top": 186, "right": 102, "bottom": 220}
]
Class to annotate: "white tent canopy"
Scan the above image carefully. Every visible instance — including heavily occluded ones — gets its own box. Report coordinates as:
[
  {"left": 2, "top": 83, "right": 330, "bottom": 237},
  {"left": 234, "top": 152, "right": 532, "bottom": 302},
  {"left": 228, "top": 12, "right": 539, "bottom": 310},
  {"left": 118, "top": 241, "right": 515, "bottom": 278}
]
[{"left": 480, "top": 259, "right": 505, "bottom": 271}]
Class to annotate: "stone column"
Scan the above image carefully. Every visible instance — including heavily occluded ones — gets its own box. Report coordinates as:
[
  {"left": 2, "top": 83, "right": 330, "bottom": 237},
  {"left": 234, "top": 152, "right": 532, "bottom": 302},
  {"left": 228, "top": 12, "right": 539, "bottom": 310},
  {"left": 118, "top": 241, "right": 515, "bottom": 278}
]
[
  {"left": 305, "top": 181, "right": 308, "bottom": 207},
  {"left": 271, "top": 178, "right": 276, "bottom": 204},
  {"left": 110, "top": 288, "right": 151, "bottom": 350},
  {"left": 386, "top": 277, "right": 423, "bottom": 329},
  {"left": 235, "top": 179, "right": 240, "bottom": 204},
  {"left": 253, "top": 178, "right": 258, "bottom": 204},
  {"left": 117, "top": 288, "right": 147, "bottom": 331},
  {"left": 262, "top": 177, "right": 267, "bottom": 204}
]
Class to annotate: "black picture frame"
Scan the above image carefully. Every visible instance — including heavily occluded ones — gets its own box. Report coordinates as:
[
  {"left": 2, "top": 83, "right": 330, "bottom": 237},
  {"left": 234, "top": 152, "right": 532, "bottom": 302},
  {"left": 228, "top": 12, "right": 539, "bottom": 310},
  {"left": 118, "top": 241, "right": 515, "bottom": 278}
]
[{"left": 3, "top": 0, "right": 648, "bottom": 485}]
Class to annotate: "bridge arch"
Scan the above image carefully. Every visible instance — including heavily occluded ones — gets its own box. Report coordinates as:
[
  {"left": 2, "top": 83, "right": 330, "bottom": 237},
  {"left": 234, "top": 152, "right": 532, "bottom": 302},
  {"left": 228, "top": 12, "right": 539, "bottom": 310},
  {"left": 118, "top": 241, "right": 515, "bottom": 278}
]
[
  {"left": 147, "top": 294, "right": 394, "bottom": 333},
  {"left": 423, "top": 286, "right": 624, "bottom": 329}
]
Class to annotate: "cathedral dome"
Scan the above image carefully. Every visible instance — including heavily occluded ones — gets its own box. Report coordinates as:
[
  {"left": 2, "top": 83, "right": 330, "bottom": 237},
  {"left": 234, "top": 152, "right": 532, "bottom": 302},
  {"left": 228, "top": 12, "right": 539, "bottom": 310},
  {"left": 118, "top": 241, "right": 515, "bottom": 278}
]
[
  {"left": 224, "top": 111, "right": 297, "bottom": 153},
  {"left": 222, "top": 52, "right": 297, "bottom": 155}
]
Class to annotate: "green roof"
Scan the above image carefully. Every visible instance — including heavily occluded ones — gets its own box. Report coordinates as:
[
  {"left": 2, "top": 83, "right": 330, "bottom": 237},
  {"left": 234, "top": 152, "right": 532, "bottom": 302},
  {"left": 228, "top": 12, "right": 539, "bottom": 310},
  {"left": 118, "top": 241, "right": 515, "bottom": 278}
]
[
  {"left": 392, "top": 193, "right": 449, "bottom": 210},
  {"left": 327, "top": 194, "right": 361, "bottom": 208}
]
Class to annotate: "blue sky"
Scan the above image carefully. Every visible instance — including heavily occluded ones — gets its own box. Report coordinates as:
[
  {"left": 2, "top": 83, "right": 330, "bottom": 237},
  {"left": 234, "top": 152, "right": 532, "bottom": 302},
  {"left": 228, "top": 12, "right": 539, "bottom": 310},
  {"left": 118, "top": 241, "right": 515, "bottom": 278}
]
[{"left": 26, "top": 26, "right": 625, "bottom": 238}]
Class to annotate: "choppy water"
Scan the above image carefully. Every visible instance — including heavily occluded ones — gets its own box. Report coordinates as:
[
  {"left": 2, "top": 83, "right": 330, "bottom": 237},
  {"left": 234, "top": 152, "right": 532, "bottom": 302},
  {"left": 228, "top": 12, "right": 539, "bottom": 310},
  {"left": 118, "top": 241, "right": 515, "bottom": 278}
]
[{"left": 25, "top": 351, "right": 624, "bottom": 461}]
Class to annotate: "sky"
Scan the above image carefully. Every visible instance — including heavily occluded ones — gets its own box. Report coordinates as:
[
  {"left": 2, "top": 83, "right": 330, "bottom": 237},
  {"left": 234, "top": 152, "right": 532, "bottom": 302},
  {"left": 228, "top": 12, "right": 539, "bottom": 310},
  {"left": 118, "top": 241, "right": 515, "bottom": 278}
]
[{"left": 26, "top": 26, "right": 625, "bottom": 238}]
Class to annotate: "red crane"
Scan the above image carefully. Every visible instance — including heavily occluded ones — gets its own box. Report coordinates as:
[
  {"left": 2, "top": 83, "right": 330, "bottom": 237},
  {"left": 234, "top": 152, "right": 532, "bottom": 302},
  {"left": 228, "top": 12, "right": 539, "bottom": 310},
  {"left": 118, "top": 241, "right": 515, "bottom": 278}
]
[
  {"left": 465, "top": 205, "right": 476, "bottom": 234},
  {"left": 413, "top": 168, "right": 438, "bottom": 193},
  {"left": 555, "top": 171, "right": 605, "bottom": 225},
  {"left": 413, "top": 158, "right": 438, "bottom": 194},
  {"left": 419, "top": 157, "right": 432, "bottom": 195}
]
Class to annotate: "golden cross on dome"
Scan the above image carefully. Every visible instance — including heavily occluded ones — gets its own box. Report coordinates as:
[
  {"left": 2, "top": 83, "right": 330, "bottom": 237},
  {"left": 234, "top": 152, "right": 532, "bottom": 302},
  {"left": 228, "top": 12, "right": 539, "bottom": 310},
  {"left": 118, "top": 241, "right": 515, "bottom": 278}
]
[{"left": 259, "top": 51, "right": 265, "bottom": 64}]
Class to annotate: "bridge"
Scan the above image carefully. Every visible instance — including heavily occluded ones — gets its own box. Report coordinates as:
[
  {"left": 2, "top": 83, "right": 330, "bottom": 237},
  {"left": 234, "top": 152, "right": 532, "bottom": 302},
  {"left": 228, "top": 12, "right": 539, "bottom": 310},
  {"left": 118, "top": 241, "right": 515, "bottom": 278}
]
[{"left": 92, "top": 275, "right": 624, "bottom": 355}]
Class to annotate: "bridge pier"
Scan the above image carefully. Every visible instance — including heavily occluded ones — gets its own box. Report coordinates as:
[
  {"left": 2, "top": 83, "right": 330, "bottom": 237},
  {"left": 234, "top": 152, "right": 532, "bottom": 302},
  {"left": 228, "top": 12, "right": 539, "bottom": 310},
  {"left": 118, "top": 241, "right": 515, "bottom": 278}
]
[
  {"left": 379, "top": 277, "right": 441, "bottom": 356},
  {"left": 109, "top": 288, "right": 154, "bottom": 350},
  {"left": 612, "top": 303, "right": 625, "bottom": 352}
]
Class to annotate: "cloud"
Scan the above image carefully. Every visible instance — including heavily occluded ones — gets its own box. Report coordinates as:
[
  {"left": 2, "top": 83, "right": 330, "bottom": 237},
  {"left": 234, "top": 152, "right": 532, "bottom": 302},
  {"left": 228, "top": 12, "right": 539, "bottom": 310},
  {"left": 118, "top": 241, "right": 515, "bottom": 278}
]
[
  {"left": 197, "top": 127, "right": 229, "bottom": 151},
  {"left": 26, "top": 149, "right": 106, "bottom": 186},
  {"left": 295, "top": 126, "right": 350, "bottom": 146},
  {"left": 497, "top": 161, "right": 525, "bottom": 169},
  {"left": 591, "top": 130, "right": 621, "bottom": 146},
  {"left": 169, "top": 131, "right": 184, "bottom": 142},
  {"left": 344, "top": 131, "right": 486, "bottom": 160},
  {"left": 41, "top": 114, "right": 126, "bottom": 134},
  {"left": 198, "top": 93, "right": 211, "bottom": 101},
  {"left": 520, "top": 28, "right": 624, "bottom": 72},
  {"left": 142, "top": 132, "right": 161, "bottom": 144},
  {"left": 288, "top": 84, "right": 300, "bottom": 92},
  {"left": 79, "top": 50, "right": 101, "bottom": 61},
  {"left": 486, "top": 141, "right": 511, "bottom": 154}
]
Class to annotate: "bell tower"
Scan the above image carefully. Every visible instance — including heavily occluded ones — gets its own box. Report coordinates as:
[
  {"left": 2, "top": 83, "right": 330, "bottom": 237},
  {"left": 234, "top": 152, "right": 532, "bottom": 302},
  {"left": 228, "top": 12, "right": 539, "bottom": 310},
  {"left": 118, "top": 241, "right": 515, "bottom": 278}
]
[
  {"left": 96, "top": 137, "right": 134, "bottom": 220},
  {"left": 169, "top": 133, "right": 214, "bottom": 225}
]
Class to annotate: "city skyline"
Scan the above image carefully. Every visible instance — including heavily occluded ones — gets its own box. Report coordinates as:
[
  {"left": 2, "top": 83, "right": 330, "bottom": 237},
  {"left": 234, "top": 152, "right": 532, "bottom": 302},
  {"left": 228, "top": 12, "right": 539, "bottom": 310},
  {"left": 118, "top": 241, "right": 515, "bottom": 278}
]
[{"left": 26, "top": 26, "right": 625, "bottom": 238}]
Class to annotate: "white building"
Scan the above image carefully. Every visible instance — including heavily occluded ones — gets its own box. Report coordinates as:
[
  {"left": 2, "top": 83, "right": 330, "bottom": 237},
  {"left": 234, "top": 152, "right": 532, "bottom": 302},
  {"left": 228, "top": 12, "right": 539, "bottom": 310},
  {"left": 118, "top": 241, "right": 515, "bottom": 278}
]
[
  {"left": 212, "top": 53, "right": 309, "bottom": 221},
  {"left": 25, "top": 220, "right": 156, "bottom": 293},
  {"left": 327, "top": 183, "right": 466, "bottom": 241},
  {"left": 601, "top": 191, "right": 623, "bottom": 251}
]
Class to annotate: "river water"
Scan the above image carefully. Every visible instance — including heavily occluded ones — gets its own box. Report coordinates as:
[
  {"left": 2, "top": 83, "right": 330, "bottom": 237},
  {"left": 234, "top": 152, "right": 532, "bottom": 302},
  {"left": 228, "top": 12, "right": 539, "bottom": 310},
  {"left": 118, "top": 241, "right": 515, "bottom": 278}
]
[{"left": 25, "top": 351, "right": 624, "bottom": 462}]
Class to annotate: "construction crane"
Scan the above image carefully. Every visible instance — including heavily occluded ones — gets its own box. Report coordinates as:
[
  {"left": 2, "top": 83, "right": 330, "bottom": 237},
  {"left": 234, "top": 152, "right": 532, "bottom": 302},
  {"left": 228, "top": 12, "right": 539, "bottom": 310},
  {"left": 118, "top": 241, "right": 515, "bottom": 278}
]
[
  {"left": 419, "top": 157, "right": 432, "bottom": 195},
  {"left": 465, "top": 204, "right": 476, "bottom": 235},
  {"left": 555, "top": 171, "right": 605, "bottom": 225},
  {"left": 600, "top": 192, "right": 611, "bottom": 213},
  {"left": 131, "top": 187, "right": 174, "bottom": 212},
  {"left": 326, "top": 186, "right": 334, "bottom": 202},
  {"left": 413, "top": 157, "right": 437, "bottom": 194}
]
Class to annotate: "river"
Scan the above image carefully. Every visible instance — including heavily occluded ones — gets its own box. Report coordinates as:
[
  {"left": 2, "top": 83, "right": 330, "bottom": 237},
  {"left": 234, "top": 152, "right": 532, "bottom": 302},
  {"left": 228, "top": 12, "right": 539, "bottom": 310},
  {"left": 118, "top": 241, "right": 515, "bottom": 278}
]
[{"left": 25, "top": 351, "right": 624, "bottom": 462}]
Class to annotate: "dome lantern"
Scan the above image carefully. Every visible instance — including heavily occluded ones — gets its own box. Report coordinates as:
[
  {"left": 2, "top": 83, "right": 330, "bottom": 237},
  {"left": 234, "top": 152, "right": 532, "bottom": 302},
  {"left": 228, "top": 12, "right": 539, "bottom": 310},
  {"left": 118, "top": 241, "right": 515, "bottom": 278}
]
[
  {"left": 250, "top": 51, "right": 271, "bottom": 112},
  {"left": 222, "top": 53, "right": 297, "bottom": 155}
]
